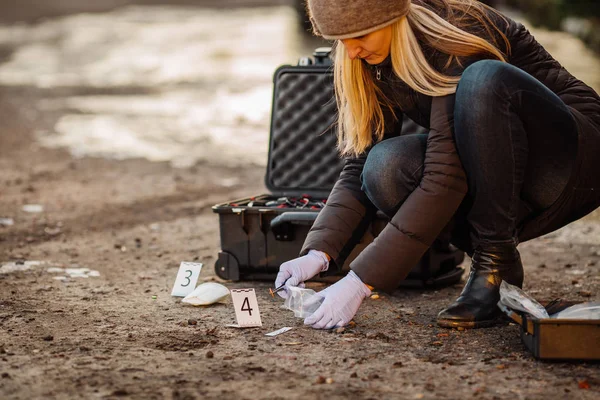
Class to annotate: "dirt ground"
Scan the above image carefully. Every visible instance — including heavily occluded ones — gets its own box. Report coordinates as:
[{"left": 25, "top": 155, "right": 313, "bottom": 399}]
[
  {"left": 1, "top": 83, "right": 600, "bottom": 400},
  {"left": 1, "top": 3, "right": 600, "bottom": 400}
]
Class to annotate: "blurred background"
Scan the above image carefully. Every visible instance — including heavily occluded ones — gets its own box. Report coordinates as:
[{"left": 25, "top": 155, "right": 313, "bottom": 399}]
[{"left": 0, "top": 0, "right": 598, "bottom": 169}]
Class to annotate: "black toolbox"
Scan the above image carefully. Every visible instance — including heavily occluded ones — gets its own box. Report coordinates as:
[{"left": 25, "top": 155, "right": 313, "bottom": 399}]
[{"left": 212, "top": 48, "right": 465, "bottom": 288}]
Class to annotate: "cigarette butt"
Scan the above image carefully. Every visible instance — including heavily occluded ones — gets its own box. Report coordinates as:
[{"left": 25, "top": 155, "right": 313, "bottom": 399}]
[{"left": 269, "top": 284, "right": 286, "bottom": 298}]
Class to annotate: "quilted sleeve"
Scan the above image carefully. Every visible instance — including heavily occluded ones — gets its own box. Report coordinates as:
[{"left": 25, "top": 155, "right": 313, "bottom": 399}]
[
  {"left": 349, "top": 95, "right": 468, "bottom": 292},
  {"left": 299, "top": 107, "right": 403, "bottom": 271}
]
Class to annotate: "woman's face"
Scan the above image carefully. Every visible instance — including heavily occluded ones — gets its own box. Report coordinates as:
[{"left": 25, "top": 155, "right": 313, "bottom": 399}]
[{"left": 340, "top": 25, "right": 392, "bottom": 64}]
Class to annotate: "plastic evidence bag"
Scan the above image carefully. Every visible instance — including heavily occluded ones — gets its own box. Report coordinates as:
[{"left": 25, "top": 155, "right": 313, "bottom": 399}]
[
  {"left": 498, "top": 281, "right": 549, "bottom": 319},
  {"left": 551, "top": 302, "right": 600, "bottom": 319},
  {"left": 282, "top": 286, "right": 324, "bottom": 318}
]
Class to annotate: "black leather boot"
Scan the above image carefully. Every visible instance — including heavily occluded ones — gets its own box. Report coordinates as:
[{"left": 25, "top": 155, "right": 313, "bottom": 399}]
[{"left": 437, "top": 241, "right": 524, "bottom": 329}]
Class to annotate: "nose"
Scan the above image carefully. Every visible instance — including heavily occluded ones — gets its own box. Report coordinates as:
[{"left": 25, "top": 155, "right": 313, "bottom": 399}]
[{"left": 341, "top": 39, "right": 362, "bottom": 60}]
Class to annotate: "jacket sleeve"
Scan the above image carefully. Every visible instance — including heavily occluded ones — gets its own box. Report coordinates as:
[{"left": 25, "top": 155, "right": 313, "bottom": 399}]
[
  {"left": 350, "top": 95, "right": 468, "bottom": 292},
  {"left": 299, "top": 107, "right": 403, "bottom": 271}
]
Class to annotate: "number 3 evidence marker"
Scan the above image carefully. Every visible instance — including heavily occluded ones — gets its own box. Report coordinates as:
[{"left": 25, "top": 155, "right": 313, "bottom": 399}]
[
  {"left": 229, "top": 289, "right": 262, "bottom": 328},
  {"left": 171, "top": 262, "right": 203, "bottom": 297}
]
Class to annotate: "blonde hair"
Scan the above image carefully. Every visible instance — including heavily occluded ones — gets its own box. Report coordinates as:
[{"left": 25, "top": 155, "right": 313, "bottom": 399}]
[{"left": 334, "top": 0, "right": 511, "bottom": 157}]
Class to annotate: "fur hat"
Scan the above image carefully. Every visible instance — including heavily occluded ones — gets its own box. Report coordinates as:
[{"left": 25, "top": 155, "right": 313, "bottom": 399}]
[{"left": 307, "top": 0, "right": 411, "bottom": 40}]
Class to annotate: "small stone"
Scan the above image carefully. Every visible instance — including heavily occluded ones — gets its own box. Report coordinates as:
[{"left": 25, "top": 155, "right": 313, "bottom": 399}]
[
  {"left": 564, "top": 263, "right": 573, "bottom": 269},
  {"left": 316, "top": 376, "right": 326, "bottom": 384},
  {"left": 188, "top": 319, "right": 198, "bottom": 326},
  {"left": 473, "top": 386, "right": 486, "bottom": 394},
  {"left": 496, "top": 364, "right": 507, "bottom": 370},
  {"left": 0, "top": 218, "right": 14, "bottom": 227},
  {"left": 457, "top": 327, "right": 465, "bottom": 331},
  {"left": 437, "top": 333, "right": 449, "bottom": 338},
  {"left": 350, "top": 372, "right": 358, "bottom": 378},
  {"left": 335, "top": 327, "right": 345, "bottom": 334},
  {"left": 368, "top": 373, "right": 380, "bottom": 380},
  {"left": 42, "top": 335, "right": 54, "bottom": 341},
  {"left": 393, "top": 361, "right": 404, "bottom": 368},
  {"left": 206, "top": 351, "right": 214, "bottom": 359},
  {"left": 579, "top": 290, "right": 592, "bottom": 297},
  {"left": 538, "top": 263, "right": 547, "bottom": 269},
  {"left": 325, "top": 377, "right": 334, "bottom": 384},
  {"left": 572, "top": 279, "right": 580, "bottom": 285},
  {"left": 1, "top": 373, "right": 9, "bottom": 378},
  {"left": 370, "top": 294, "right": 380, "bottom": 300},
  {"left": 44, "top": 227, "right": 61, "bottom": 236},
  {"left": 432, "top": 341, "right": 443, "bottom": 346}
]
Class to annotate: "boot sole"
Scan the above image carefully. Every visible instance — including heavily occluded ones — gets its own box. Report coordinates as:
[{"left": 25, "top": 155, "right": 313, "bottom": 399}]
[{"left": 437, "top": 317, "right": 506, "bottom": 329}]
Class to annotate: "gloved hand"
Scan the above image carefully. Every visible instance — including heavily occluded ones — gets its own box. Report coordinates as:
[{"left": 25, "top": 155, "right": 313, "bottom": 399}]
[
  {"left": 303, "top": 270, "right": 372, "bottom": 329},
  {"left": 274, "top": 250, "right": 329, "bottom": 299}
]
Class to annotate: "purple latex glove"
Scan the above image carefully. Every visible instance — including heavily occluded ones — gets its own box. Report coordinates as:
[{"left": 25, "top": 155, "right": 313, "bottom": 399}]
[
  {"left": 274, "top": 250, "right": 329, "bottom": 299},
  {"left": 303, "top": 270, "right": 372, "bottom": 329}
]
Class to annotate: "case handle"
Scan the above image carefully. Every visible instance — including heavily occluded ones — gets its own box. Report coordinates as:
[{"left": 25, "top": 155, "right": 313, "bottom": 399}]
[{"left": 270, "top": 211, "right": 319, "bottom": 241}]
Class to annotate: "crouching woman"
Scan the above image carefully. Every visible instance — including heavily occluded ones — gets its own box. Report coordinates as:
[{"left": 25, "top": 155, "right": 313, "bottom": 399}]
[{"left": 275, "top": 0, "right": 600, "bottom": 329}]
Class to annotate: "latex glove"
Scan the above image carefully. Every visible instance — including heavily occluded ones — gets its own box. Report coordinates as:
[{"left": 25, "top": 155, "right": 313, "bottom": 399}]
[
  {"left": 274, "top": 250, "right": 329, "bottom": 299},
  {"left": 304, "top": 270, "right": 372, "bottom": 329}
]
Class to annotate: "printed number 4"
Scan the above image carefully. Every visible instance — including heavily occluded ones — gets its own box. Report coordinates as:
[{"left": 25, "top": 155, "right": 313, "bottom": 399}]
[
  {"left": 181, "top": 270, "right": 193, "bottom": 287},
  {"left": 241, "top": 297, "right": 253, "bottom": 316}
]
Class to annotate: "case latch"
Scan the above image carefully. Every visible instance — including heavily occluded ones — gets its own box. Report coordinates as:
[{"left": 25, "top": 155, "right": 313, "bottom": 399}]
[
  {"left": 270, "top": 211, "right": 319, "bottom": 241},
  {"left": 312, "top": 47, "right": 332, "bottom": 66}
]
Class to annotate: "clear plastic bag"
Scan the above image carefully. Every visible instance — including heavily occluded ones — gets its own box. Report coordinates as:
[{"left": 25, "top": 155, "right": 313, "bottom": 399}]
[
  {"left": 282, "top": 286, "right": 324, "bottom": 318},
  {"left": 550, "top": 302, "right": 600, "bottom": 319},
  {"left": 498, "top": 281, "right": 549, "bottom": 319}
]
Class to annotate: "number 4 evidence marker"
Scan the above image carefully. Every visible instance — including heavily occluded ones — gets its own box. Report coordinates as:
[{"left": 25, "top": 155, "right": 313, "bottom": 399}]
[{"left": 229, "top": 288, "right": 262, "bottom": 328}]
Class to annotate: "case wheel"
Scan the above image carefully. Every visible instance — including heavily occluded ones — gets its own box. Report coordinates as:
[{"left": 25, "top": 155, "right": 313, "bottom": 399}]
[{"left": 215, "top": 251, "right": 240, "bottom": 281}]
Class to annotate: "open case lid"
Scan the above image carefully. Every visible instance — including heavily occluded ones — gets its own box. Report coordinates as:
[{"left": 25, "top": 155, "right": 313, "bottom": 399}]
[
  {"left": 264, "top": 47, "right": 428, "bottom": 198},
  {"left": 264, "top": 48, "right": 342, "bottom": 199}
]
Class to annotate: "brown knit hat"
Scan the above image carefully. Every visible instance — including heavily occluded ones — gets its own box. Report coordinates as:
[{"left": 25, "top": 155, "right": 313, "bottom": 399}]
[{"left": 307, "top": 0, "right": 411, "bottom": 40}]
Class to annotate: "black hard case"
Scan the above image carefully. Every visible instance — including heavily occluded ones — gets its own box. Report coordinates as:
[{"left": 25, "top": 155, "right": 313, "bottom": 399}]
[{"left": 212, "top": 48, "right": 464, "bottom": 287}]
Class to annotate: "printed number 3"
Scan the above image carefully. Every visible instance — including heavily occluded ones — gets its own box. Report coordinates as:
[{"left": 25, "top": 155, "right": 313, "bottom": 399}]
[
  {"left": 181, "top": 270, "right": 193, "bottom": 287},
  {"left": 241, "top": 297, "right": 253, "bottom": 316}
]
